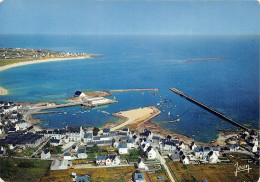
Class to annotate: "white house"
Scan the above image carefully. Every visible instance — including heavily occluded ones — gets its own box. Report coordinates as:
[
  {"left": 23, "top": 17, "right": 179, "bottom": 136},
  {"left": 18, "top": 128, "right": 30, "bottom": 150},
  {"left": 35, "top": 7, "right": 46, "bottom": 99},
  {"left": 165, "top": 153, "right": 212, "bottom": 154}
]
[
  {"left": 190, "top": 141, "right": 197, "bottom": 150},
  {"left": 127, "top": 139, "right": 135, "bottom": 149},
  {"left": 74, "top": 91, "right": 86, "bottom": 98},
  {"left": 105, "top": 155, "right": 121, "bottom": 166},
  {"left": 179, "top": 142, "right": 186, "bottom": 150},
  {"left": 50, "top": 159, "right": 71, "bottom": 170},
  {"left": 77, "top": 147, "right": 87, "bottom": 159},
  {"left": 137, "top": 158, "right": 147, "bottom": 170},
  {"left": 118, "top": 143, "right": 128, "bottom": 154},
  {"left": 181, "top": 155, "right": 190, "bottom": 164},
  {"left": 145, "top": 146, "right": 156, "bottom": 160},
  {"left": 207, "top": 151, "right": 218, "bottom": 163},
  {"left": 248, "top": 143, "right": 258, "bottom": 153},
  {"left": 160, "top": 141, "right": 177, "bottom": 152},
  {"left": 64, "top": 153, "right": 72, "bottom": 160},
  {"left": 66, "top": 126, "right": 84, "bottom": 142},
  {"left": 141, "top": 143, "right": 150, "bottom": 152},
  {"left": 41, "top": 149, "right": 51, "bottom": 160}
]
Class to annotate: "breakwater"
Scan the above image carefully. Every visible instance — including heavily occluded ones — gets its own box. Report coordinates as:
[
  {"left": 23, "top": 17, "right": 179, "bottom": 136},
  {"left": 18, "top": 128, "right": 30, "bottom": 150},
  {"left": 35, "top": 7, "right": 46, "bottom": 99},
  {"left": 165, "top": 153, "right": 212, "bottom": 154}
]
[
  {"left": 110, "top": 88, "right": 158, "bottom": 93},
  {"left": 169, "top": 88, "right": 249, "bottom": 131}
]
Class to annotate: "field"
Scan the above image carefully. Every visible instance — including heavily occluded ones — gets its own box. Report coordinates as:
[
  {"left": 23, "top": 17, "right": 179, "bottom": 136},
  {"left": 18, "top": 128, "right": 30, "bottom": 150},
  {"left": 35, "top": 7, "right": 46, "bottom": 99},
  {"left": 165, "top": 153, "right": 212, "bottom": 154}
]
[
  {"left": 0, "top": 158, "right": 51, "bottom": 182},
  {"left": 40, "top": 166, "right": 136, "bottom": 182},
  {"left": 167, "top": 154, "right": 259, "bottom": 182}
]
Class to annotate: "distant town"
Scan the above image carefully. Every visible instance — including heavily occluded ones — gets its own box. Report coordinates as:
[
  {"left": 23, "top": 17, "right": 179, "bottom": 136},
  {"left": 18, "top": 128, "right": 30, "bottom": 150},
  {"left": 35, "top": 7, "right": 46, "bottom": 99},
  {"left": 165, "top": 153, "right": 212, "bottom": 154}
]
[{"left": 0, "top": 89, "right": 259, "bottom": 182}]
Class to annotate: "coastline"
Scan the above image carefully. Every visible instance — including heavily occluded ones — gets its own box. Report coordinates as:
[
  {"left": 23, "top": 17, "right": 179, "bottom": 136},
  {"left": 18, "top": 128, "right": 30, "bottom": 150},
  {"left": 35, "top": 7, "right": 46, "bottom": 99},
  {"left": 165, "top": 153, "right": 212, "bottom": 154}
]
[
  {"left": 0, "top": 56, "right": 91, "bottom": 95},
  {"left": 0, "top": 56, "right": 91, "bottom": 72}
]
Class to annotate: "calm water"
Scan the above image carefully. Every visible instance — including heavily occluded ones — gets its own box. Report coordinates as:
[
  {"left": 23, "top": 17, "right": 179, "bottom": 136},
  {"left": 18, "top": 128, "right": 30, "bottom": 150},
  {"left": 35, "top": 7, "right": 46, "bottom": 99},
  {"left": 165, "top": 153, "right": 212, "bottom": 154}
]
[{"left": 0, "top": 34, "right": 259, "bottom": 142}]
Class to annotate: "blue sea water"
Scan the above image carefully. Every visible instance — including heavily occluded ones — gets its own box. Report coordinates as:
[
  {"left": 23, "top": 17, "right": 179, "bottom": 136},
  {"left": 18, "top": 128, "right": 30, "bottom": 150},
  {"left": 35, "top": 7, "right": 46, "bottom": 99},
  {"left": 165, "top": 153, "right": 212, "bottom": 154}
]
[{"left": 0, "top": 34, "right": 259, "bottom": 142}]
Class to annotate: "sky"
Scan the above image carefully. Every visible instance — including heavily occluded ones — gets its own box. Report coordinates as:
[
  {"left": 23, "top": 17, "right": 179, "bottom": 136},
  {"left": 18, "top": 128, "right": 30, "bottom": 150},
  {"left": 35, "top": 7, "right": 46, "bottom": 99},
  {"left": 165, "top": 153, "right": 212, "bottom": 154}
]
[{"left": 0, "top": 0, "right": 259, "bottom": 35}]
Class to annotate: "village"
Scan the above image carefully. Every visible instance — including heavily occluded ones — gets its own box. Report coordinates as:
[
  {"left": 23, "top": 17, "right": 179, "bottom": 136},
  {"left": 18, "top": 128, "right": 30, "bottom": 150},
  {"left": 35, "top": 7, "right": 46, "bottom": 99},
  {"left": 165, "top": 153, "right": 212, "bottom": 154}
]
[{"left": 0, "top": 96, "right": 259, "bottom": 182}]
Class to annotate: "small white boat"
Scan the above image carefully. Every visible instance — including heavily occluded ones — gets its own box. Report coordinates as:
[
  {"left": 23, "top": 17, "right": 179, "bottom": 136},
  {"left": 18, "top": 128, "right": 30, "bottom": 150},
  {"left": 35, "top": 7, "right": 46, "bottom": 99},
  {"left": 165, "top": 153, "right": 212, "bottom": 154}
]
[
  {"left": 157, "top": 103, "right": 160, "bottom": 106},
  {"left": 168, "top": 111, "right": 171, "bottom": 115}
]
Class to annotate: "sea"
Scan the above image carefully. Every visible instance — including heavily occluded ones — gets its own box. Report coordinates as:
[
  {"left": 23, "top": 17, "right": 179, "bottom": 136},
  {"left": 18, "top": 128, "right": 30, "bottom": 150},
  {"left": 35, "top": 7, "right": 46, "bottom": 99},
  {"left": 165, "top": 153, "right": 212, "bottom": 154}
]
[{"left": 0, "top": 34, "right": 259, "bottom": 143}]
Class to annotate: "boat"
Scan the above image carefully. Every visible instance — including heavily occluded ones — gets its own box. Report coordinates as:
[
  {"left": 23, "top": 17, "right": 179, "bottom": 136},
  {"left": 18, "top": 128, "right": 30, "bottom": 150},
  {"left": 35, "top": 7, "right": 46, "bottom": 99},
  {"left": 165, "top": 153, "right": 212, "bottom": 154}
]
[
  {"left": 157, "top": 103, "right": 160, "bottom": 106},
  {"left": 64, "top": 112, "right": 67, "bottom": 114},
  {"left": 168, "top": 111, "right": 171, "bottom": 115},
  {"left": 114, "top": 96, "right": 116, "bottom": 100}
]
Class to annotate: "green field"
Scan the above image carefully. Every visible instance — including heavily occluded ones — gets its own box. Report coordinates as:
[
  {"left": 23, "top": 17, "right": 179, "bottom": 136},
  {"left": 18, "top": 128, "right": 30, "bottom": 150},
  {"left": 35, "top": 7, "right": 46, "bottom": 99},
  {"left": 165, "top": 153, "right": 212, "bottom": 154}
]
[{"left": 0, "top": 158, "right": 51, "bottom": 182}]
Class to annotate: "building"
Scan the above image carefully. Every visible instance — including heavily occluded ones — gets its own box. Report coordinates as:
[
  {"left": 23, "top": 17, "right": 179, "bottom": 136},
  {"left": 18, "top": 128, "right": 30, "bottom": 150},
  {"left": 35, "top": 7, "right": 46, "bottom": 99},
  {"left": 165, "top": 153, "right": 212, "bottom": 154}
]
[
  {"left": 137, "top": 158, "right": 147, "bottom": 170},
  {"left": 77, "top": 147, "right": 87, "bottom": 159},
  {"left": 74, "top": 91, "right": 86, "bottom": 98},
  {"left": 180, "top": 155, "right": 190, "bottom": 164},
  {"left": 16, "top": 120, "right": 28, "bottom": 130},
  {"left": 96, "top": 156, "right": 107, "bottom": 165},
  {"left": 76, "top": 175, "right": 88, "bottom": 182},
  {"left": 41, "top": 149, "right": 51, "bottom": 159},
  {"left": 105, "top": 155, "right": 121, "bottom": 166},
  {"left": 145, "top": 146, "right": 156, "bottom": 160},
  {"left": 118, "top": 142, "right": 128, "bottom": 154},
  {"left": 207, "top": 151, "right": 218, "bottom": 163},
  {"left": 190, "top": 141, "right": 197, "bottom": 150},
  {"left": 50, "top": 159, "right": 71, "bottom": 170},
  {"left": 229, "top": 143, "right": 239, "bottom": 151},
  {"left": 66, "top": 126, "right": 84, "bottom": 142},
  {"left": 64, "top": 153, "right": 72, "bottom": 160},
  {"left": 133, "top": 170, "right": 146, "bottom": 182}
]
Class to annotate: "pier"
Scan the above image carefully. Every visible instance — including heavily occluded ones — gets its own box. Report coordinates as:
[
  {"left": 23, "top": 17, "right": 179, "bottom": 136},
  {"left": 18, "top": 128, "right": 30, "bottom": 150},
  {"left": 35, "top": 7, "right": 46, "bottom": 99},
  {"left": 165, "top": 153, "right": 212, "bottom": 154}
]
[{"left": 169, "top": 88, "right": 249, "bottom": 131}]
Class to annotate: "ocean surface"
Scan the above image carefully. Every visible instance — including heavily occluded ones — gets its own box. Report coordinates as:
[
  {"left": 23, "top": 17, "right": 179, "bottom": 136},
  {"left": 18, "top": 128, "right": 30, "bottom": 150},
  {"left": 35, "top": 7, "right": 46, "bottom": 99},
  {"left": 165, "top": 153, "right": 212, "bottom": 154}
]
[{"left": 0, "top": 34, "right": 259, "bottom": 142}]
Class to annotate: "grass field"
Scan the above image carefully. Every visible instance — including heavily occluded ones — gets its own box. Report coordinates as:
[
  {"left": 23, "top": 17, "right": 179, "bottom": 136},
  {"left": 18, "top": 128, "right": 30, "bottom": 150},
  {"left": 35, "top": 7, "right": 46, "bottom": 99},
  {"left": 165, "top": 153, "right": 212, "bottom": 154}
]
[
  {"left": 40, "top": 166, "right": 136, "bottom": 182},
  {"left": 0, "top": 158, "right": 51, "bottom": 182},
  {"left": 167, "top": 154, "right": 259, "bottom": 182}
]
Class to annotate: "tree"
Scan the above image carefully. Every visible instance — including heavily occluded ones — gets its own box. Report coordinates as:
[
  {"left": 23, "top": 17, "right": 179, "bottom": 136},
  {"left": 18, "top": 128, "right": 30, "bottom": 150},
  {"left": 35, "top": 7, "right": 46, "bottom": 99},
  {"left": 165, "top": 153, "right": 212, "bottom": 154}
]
[
  {"left": 45, "top": 142, "right": 50, "bottom": 148},
  {"left": 17, "top": 113, "right": 23, "bottom": 121},
  {"left": 93, "top": 127, "right": 100, "bottom": 136}
]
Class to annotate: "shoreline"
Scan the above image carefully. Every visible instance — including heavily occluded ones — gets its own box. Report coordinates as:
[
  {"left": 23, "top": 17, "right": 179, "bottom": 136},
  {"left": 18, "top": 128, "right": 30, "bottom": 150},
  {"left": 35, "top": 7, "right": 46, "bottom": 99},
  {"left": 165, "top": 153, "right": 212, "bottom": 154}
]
[
  {"left": 0, "top": 56, "right": 91, "bottom": 95},
  {"left": 0, "top": 56, "right": 91, "bottom": 72}
]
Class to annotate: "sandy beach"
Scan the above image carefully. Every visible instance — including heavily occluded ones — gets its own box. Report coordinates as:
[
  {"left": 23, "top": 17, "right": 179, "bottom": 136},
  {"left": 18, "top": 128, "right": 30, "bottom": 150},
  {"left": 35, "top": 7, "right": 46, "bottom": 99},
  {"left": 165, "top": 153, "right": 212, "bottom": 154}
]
[
  {"left": 0, "top": 56, "right": 90, "bottom": 95},
  {"left": 109, "top": 106, "right": 160, "bottom": 132},
  {"left": 0, "top": 56, "right": 90, "bottom": 72}
]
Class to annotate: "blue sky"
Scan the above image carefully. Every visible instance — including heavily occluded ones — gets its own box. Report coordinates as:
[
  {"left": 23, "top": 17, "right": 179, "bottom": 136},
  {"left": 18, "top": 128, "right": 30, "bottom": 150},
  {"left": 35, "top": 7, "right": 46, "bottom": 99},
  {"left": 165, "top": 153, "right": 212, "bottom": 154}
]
[{"left": 0, "top": 0, "right": 259, "bottom": 35}]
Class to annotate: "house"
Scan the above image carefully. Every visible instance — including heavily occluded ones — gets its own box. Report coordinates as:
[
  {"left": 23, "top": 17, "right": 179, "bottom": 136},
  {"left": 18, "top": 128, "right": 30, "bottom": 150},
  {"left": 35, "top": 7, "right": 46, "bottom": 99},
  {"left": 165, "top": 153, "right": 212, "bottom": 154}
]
[
  {"left": 77, "top": 147, "right": 87, "bottom": 159},
  {"left": 207, "top": 151, "right": 218, "bottom": 163},
  {"left": 74, "top": 91, "right": 86, "bottom": 98},
  {"left": 64, "top": 153, "right": 72, "bottom": 160},
  {"left": 66, "top": 126, "right": 84, "bottom": 142},
  {"left": 16, "top": 120, "right": 28, "bottom": 130},
  {"left": 83, "top": 133, "right": 93, "bottom": 142},
  {"left": 50, "top": 139, "right": 61, "bottom": 146},
  {"left": 96, "top": 156, "right": 107, "bottom": 165},
  {"left": 133, "top": 170, "right": 146, "bottom": 182},
  {"left": 72, "top": 145, "right": 79, "bottom": 152},
  {"left": 169, "top": 151, "right": 180, "bottom": 161},
  {"left": 229, "top": 143, "right": 239, "bottom": 151},
  {"left": 145, "top": 146, "right": 156, "bottom": 160},
  {"left": 179, "top": 141, "right": 186, "bottom": 150},
  {"left": 127, "top": 139, "right": 135, "bottom": 148},
  {"left": 50, "top": 159, "right": 71, "bottom": 170},
  {"left": 103, "top": 128, "right": 110, "bottom": 135},
  {"left": 41, "top": 149, "right": 51, "bottom": 159},
  {"left": 141, "top": 143, "right": 150, "bottom": 152},
  {"left": 76, "top": 175, "right": 88, "bottom": 182},
  {"left": 180, "top": 155, "right": 190, "bottom": 164},
  {"left": 118, "top": 142, "right": 128, "bottom": 154},
  {"left": 248, "top": 143, "right": 258, "bottom": 153},
  {"left": 112, "top": 139, "right": 119, "bottom": 148},
  {"left": 105, "top": 155, "right": 121, "bottom": 166},
  {"left": 137, "top": 158, "right": 147, "bottom": 170},
  {"left": 190, "top": 141, "right": 197, "bottom": 150},
  {"left": 160, "top": 141, "right": 177, "bottom": 152},
  {"left": 0, "top": 126, "right": 4, "bottom": 135}
]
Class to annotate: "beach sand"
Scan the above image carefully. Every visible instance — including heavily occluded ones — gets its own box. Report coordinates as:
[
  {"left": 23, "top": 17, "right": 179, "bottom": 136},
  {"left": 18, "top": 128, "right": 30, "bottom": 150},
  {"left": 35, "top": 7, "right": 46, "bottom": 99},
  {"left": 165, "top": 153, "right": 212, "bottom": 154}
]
[
  {"left": 110, "top": 106, "right": 160, "bottom": 132},
  {"left": 0, "top": 56, "right": 90, "bottom": 72}
]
